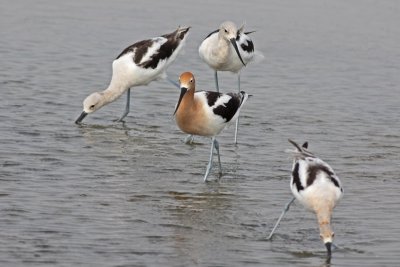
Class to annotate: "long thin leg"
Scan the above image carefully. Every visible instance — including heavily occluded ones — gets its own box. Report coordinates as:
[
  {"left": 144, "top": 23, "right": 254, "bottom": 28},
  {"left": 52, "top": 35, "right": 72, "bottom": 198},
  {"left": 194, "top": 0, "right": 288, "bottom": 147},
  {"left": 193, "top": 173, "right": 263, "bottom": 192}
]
[
  {"left": 214, "top": 71, "right": 220, "bottom": 92},
  {"left": 214, "top": 138, "right": 222, "bottom": 177},
  {"left": 234, "top": 118, "right": 240, "bottom": 144},
  {"left": 167, "top": 77, "right": 180, "bottom": 89},
  {"left": 204, "top": 137, "right": 218, "bottom": 182},
  {"left": 237, "top": 72, "right": 241, "bottom": 92},
  {"left": 117, "top": 88, "right": 131, "bottom": 122},
  {"left": 266, "top": 196, "right": 296, "bottom": 240},
  {"left": 234, "top": 73, "right": 241, "bottom": 144}
]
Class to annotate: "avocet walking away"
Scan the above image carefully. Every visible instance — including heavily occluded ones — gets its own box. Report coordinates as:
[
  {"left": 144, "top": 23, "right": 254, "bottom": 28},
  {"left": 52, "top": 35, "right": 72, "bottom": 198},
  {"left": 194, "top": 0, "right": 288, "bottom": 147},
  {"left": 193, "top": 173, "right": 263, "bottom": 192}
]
[
  {"left": 173, "top": 72, "right": 248, "bottom": 182},
  {"left": 75, "top": 26, "right": 190, "bottom": 124},
  {"left": 199, "top": 21, "right": 260, "bottom": 143},
  {"left": 267, "top": 139, "right": 343, "bottom": 259}
]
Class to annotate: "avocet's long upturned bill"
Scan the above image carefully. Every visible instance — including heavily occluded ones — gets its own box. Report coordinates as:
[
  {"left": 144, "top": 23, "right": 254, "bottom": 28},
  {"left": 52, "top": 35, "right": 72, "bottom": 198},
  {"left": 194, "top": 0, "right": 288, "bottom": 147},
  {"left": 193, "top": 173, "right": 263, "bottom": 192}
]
[
  {"left": 268, "top": 139, "right": 343, "bottom": 259},
  {"left": 199, "top": 21, "right": 259, "bottom": 143},
  {"left": 75, "top": 26, "right": 190, "bottom": 124},
  {"left": 174, "top": 72, "right": 248, "bottom": 182}
]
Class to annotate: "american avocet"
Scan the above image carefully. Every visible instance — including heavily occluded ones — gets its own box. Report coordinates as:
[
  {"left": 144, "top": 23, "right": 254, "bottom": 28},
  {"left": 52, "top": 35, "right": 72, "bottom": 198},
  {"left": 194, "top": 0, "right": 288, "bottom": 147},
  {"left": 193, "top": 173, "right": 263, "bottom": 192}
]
[
  {"left": 267, "top": 139, "right": 343, "bottom": 259},
  {"left": 173, "top": 72, "right": 249, "bottom": 182},
  {"left": 199, "top": 21, "right": 259, "bottom": 143},
  {"left": 75, "top": 26, "right": 190, "bottom": 124}
]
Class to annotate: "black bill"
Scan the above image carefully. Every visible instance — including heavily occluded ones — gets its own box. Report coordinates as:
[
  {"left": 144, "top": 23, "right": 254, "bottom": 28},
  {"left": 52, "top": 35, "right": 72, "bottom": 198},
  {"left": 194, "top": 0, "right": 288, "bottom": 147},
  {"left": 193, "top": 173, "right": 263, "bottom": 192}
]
[
  {"left": 75, "top": 111, "right": 88, "bottom": 124},
  {"left": 173, "top": 87, "right": 188, "bottom": 115},
  {"left": 325, "top": 242, "right": 332, "bottom": 259},
  {"left": 230, "top": 38, "right": 246, "bottom": 66}
]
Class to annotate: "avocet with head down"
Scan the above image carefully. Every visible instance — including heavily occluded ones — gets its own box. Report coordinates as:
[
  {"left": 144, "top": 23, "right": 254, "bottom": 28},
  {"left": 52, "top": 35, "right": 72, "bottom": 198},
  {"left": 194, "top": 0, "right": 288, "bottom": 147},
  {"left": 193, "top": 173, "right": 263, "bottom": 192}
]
[{"left": 75, "top": 26, "right": 190, "bottom": 124}]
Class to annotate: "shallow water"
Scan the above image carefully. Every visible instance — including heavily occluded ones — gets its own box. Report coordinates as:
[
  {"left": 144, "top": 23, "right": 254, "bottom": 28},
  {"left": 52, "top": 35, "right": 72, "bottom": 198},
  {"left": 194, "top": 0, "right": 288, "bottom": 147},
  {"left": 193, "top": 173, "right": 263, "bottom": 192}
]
[{"left": 1, "top": 0, "right": 400, "bottom": 266}]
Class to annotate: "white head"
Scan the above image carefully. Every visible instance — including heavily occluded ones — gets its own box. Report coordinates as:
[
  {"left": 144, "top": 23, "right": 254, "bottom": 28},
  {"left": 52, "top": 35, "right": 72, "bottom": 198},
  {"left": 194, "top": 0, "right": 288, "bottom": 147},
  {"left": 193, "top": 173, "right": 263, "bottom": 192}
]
[
  {"left": 319, "top": 223, "right": 335, "bottom": 259},
  {"left": 219, "top": 21, "right": 238, "bottom": 40},
  {"left": 75, "top": 92, "right": 106, "bottom": 124},
  {"left": 218, "top": 21, "right": 245, "bottom": 66},
  {"left": 83, "top": 92, "right": 106, "bottom": 114}
]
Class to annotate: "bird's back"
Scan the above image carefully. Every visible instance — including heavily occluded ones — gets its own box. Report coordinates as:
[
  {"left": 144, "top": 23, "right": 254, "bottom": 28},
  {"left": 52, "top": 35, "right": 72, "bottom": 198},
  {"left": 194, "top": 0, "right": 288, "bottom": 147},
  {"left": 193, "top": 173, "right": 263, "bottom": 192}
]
[
  {"left": 112, "top": 27, "right": 190, "bottom": 87},
  {"left": 236, "top": 32, "right": 255, "bottom": 63},
  {"left": 176, "top": 90, "right": 248, "bottom": 137},
  {"left": 199, "top": 30, "right": 256, "bottom": 73},
  {"left": 288, "top": 140, "right": 343, "bottom": 211}
]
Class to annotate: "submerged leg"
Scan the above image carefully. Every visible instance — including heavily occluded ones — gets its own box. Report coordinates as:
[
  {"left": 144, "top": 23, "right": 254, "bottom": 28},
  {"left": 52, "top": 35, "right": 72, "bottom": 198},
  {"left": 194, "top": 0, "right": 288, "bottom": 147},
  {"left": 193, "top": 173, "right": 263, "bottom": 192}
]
[
  {"left": 266, "top": 197, "right": 296, "bottom": 240},
  {"left": 117, "top": 88, "right": 131, "bottom": 122},
  {"left": 214, "top": 71, "right": 220, "bottom": 92},
  {"left": 234, "top": 73, "right": 241, "bottom": 144},
  {"left": 204, "top": 137, "right": 219, "bottom": 182},
  {"left": 184, "top": 134, "right": 195, "bottom": 144}
]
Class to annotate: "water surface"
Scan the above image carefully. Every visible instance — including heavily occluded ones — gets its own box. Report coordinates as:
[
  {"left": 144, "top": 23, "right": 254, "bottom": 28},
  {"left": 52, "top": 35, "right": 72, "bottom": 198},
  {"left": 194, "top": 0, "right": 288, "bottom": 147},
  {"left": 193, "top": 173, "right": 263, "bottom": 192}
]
[{"left": 1, "top": 0, "right": 399, "bottom": 266}]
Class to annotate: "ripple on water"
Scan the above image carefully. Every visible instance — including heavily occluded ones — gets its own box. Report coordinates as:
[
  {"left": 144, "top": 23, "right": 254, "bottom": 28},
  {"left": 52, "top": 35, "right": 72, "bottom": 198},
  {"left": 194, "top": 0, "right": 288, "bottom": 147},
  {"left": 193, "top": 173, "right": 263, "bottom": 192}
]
[{"left": 1, "top": 0, "right": 400, "bottom": 266}]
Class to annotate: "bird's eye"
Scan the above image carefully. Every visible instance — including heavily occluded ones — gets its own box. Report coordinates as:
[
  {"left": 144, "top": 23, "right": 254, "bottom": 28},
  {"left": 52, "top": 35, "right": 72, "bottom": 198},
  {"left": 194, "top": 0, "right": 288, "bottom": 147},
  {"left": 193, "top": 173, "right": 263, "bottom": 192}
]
[
  {"left": 90, "top": 105, "right": 95, "bottom": 109},
  {"left": 332, "top": 232, "right": 335, "bottom": 238},
  {"left": 190, "top": 79, "right": 193, "bottom": 83},
  {"left": 224, "top": 29, "right": 228, "bottom": 33}
]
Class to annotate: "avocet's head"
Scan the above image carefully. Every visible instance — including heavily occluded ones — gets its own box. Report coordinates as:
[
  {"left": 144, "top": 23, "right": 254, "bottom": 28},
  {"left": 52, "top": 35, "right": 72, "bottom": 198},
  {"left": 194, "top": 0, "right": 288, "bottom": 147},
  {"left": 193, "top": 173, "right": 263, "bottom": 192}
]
[
  {"left": 218, "top": 21, "right": 245, "bottom": 66},
  {"left": 179, "top": 71, "right": 195, "bottom": 90},
  {"left": 173, "top": 72, "right": 195, "bottom": 115},
  {"left": 320, "top": 223, "right": 335, "bottom": 259},
  {"left": 219, "top": 21, "right": 238, "bottom": 40},
  {"left": 75, "top": 92, "right": 105, "bottom": 124}
]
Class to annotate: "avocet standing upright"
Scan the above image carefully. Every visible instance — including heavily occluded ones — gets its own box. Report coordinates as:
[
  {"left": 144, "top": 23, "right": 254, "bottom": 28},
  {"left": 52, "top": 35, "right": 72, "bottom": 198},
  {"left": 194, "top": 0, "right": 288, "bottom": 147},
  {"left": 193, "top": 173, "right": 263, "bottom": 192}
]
[
  {"left": 199, "top": 21, "right": 259, "bottom": 143},
  {"left": 173, "top": 72, "right": 248, "bottom": 182}
]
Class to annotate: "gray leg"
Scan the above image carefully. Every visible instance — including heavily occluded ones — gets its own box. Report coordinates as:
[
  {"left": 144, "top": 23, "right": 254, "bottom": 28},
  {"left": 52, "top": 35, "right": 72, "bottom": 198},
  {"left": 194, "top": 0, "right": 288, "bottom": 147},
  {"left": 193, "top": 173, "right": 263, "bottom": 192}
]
[
  {"left": 266, "top": 196, "right": 296, "bottom": 240},
  {"left": 214, "top": 71, "right": 220, "bottom": 92},
  {"left": 184, "top": 134, "right": 195, "bottom": 144},
  {"left": 117, "top": 88, "right": 131, "bottom": 122},
  {"left": 237, "top": 72, "right": 241, "bottom": 92},
  {"left": 234, "top": 73, "right": 241, "bottom": 144},
  {"left": 214, "top": 138, "right": 222, "bottom": 177},
  {"left": 204, "top": 137, "right": 221, "bottom": 182},
  {"left": 167, "top": 77, "right": 180, "bottom": 89},
  {"left": 234, "top": 117, "right": 240, "bottom": 144}
]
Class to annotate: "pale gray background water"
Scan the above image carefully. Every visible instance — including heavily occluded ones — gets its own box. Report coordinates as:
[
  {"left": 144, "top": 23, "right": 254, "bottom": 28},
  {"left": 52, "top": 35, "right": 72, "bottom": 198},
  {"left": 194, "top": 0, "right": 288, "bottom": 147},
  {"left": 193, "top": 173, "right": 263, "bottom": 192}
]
[{"left": 1, "top": 0, "right": 399, "bottom": 266}]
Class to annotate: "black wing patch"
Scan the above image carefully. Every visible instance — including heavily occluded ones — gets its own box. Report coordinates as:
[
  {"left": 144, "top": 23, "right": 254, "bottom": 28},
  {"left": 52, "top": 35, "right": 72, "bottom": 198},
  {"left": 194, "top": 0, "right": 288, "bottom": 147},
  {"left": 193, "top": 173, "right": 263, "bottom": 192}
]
[
  {"left": 204, "top": 29, "right": 218, "bottom": 40},
  {"left": 205, "top": 91, "right": 244, "bottom": 122},
  {"left": 306, "top": 164, "right": 341, "bottom": 189},
  {"left": 206, "top": 91, "right": 221, "bottom": 107},
  {"left": 241, "top": 39, "right": 254, "bottom": 53},
  {"left": 138, "top": 39, "right": 175, "bottom": 69},
  {"left": 115, "top": 27, "right": 190, "bottom": 70},
  {"left": 116, "top": 39, "right": 153, "bottom": 61},
  {"left": 163, "top": 27, "right": 190, "bottom": 40},
  {"left": 330, "top": 175, "right": 341, "bottom": 190},
  {"left": 236, "top": 31, "right": 254, "bottom": 53},
  {"left": 292, "top": 162, "right": 304, "bottom": 192}
]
